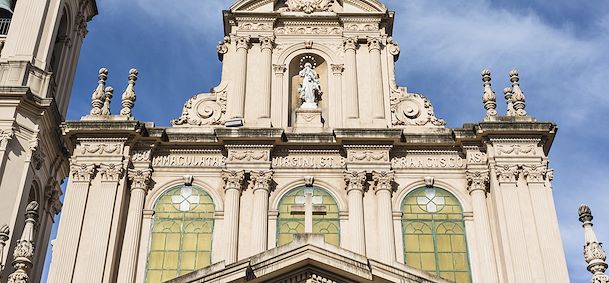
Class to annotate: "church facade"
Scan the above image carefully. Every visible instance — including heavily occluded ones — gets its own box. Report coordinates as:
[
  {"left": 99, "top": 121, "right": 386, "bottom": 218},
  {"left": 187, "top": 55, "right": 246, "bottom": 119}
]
[{"left": 0, "top": 0, "right": 571, "bottom": 283}]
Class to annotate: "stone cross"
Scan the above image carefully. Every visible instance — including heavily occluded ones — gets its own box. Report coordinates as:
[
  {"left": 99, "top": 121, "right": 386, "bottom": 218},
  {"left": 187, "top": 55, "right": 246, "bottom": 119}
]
[
  {"left": 290, "top": 188, "right": 326, "bottom": 233},
  {"left": 172, "top": 187, "right": 200, "bottom": 212}
]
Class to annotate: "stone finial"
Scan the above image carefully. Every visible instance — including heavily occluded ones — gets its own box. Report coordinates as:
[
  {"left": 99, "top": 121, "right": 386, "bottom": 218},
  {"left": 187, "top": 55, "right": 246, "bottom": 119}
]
[
  {"left": 90, "top": 68, "right": 108, "bottom": 116},
  {"left": 481, "top": 69, "right": 497, "bottom": 118},
  {"left": 503, "top": 87, "right": 516, "bottom": 116},
  {"left": 0, "top": 224, "right": 9, "bottom": 276},
  {"left": 120, "top": 69, "right": 138, "bottom": 117},
  {"left": 101, "top": 86, "right": 114, "bottom": 116},
  {"left": 7, "top": 201, "right": 39, "bottom": 283},
  {"left": 509, "top": 69, "right": 527, "bottom": 116},
  {"left": 579, "top": 204, "right": 609, "bottom": 283}
]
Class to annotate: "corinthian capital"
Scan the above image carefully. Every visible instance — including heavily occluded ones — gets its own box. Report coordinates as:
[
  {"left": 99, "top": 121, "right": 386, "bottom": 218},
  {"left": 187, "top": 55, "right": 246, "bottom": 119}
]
[
  {"left": 128, "top": 169, "right": 152, "bottom": 191},
  {"left": 522, "top": 164, "right": 548, "bottom": 183},
  {"left": 495, "top": 164, "right": 519, "bottom": 183},
  {"left": 0, "top": 127, "right": 13, "bottom": 147},
  {"left": 222, "top": 170, "right": 245, "bottom": 191},
  {"left": 249, "top": 170, "right": 273, "bottom": 192},
  {"left": 70, "top": 163, "right": 95, "bottom": 182},
  {"left": 367, "top": 37, "right": 382, "bottom": 51},
  {"left": 259, "top": 36, "right": 275, "bottom": 50},
  {"left": 372, "top": 171, "right": 394, "bottom": 193},
  {"left": 235, "top": 36, "right": 251, "bottom": 50},
  {"left": 99, "top": 163, "right": 124, "bottom": 182},
  {"left": 466, "top": 170, "right": 490, "bottom": 194},
  {"left": 343, "top": 37, "right": 358, "bottom": 51},
  {"left": 344, "top": 171, "right": 367, "bottom": 193}
]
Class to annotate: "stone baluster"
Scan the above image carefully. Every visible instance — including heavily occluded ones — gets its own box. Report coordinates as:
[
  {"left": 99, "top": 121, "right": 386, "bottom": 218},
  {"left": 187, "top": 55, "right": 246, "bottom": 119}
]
[
  {"left": 47, "top": 163, "right": 95, "bottom": 283},
  {"left": 509, "top": 69, "right": 527, "bottom": 116},
  {"left": 90, "top": 68, "right": 108, "bottom": 116},
  {"left": 372, "top": 171, "right": 396, "bottom": 263},
  {"left": 344, "top": 171, "right": 367, "bottom": 254},
  {"left": 481, "top": 69, "right": 497, "bottom": 118},
  {"left": 120, "top": 69, "right": 138, "bottom": 117},
  {"left": 222, "top": 170, "right": 245, "bottom": 263},
  {"left": 101, "top": 86, "right": 114, "bottom": 116},
  {"left": 231, "top": 36, "right": 251, "bottom": 121},
  {"left": 465, "top": 170, "right": 499, "bottom": 282},
  {"left": 117, "top": 169, "right": 152, "bottom": 283},
  {"left": 73, "top": 164, "right": 124, "bottom": 283},
  {"left": 367, "top": 37, "right": 385, "bottom": 119},
  {"left": 579, "top": 204, "right": 609, "bottom": 283},
  {"left": 343, "top": 37, "right": 360, "bottom": 119},
  {"left": 7, "top": 201, "right": 39, "bottom": 283},
  {"left": 259, "top": 37, "right": 274, "bottom": 122},
  {"left": 0, "top": 224, "right": 9, "bottom": 278},
  {"left": 250, "top": 170, "right": 273, "bottom": 253}
]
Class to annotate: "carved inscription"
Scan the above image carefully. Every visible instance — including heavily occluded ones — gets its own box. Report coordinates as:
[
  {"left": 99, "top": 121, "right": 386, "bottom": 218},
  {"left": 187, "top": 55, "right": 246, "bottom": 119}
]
[
  {"left": 392, "top": 155, "right": 465, "bottom": 169},
  {"left": 272, "top": 156, "right": 346, "bottom": 168},
  {"left": 152, "top": 155, "right": 226, "bottom": 167}
]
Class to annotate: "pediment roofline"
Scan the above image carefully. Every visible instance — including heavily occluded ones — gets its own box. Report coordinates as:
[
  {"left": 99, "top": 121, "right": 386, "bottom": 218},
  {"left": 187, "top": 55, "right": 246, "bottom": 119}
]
[
  {"left": 167, "top": 234, "right": 449, "bottom": 283},
  {"left": 230, "top": 0, "right": 387, "bottom": 13}
]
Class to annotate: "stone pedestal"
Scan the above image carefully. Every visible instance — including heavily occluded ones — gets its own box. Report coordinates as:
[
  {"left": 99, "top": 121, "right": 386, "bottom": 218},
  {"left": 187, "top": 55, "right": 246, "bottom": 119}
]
[{"left": 294, "top": 108, "right": 323, "bottom": 132}]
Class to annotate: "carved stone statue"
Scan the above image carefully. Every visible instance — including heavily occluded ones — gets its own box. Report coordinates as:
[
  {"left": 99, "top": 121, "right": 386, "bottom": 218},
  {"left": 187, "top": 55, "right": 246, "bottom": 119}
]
[{"left": 298, "top": 62, "right": 321, "bottom": 109}]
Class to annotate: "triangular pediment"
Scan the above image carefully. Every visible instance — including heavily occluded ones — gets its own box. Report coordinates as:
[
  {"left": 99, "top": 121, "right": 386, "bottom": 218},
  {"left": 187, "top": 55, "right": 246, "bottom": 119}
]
[
  {"left": 167, "top": 234, "right": 450, "bottom": 283},
  {"left": 230, "top": 0, "right": 387, "bottom": 13}
]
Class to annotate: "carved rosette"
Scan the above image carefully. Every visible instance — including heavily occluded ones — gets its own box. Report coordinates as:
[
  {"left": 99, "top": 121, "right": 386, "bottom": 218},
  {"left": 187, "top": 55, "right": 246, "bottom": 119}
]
[
  {"left": 390, "top": 87, "right": 446, "bottom": 127},
  {"left": 171, "top": 83, "right": 228, "bottom": 127},
  {"left": 222, "top": 170, "right": 245, "bottom": 191},
  {"left": 249, "top": 170, "right": 273, "bottom": 192},
  {"left": 372, "top": 171, "right": 394, "bottom": 193},
  {"left": 495, "top": 165, "right": 519, "bottom": 183},
  {"left": 70, "top": 163, "right": 95, "bottom": 182},
  {"left": 466, "top": 170, "right": 490, "bottom": 194},
  {"left": 99, "top": 164, "right": 124, "bottom": 182},
  {"left": 344, "top": 171, "right": 366, "bottom": 193},
  {"left": 128, "top": 169, "right": 152, "bottom": 191},
  {"left": 285, "top": 0, "right": 333, "bottom": 14}
]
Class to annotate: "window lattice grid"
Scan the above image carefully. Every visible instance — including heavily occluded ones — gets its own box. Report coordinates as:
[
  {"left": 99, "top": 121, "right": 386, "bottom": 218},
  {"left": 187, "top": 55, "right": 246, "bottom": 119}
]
[
  {"left": 401, "top": 187, "right": 471, "bottom": 283},
  {"left": 145, "top": 186, "right": 215, "bottom": 283},
  {"left": 277, "top": 186, "right": 340, "bottom": 246}
]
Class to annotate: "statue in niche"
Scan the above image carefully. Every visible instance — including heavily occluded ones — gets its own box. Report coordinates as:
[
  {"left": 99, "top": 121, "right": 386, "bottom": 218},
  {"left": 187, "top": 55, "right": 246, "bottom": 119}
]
[{"left": 298, "top": 62, "right": 321, "bottom": 109}]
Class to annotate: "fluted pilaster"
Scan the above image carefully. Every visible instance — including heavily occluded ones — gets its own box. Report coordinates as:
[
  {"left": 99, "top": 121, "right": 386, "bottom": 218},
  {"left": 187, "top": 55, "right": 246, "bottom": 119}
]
[
  {"left": 367, "top": 37, "right": 384, "bottom": 119},
  {"left": 259, "top": 37, "right": 274, "bottom": 122},
  {"left": 250, "top": 170, "right": 273, "bottom": 253},
  {"left": 222, "top": 170, "right": 245, "bottom": 263},
  {"left": 232, "top": 36, "right": 250, "bottom": 120},
  {"left": 344, "top": 171, "right": 367, "bottom": 254},
  {"left": 116, "top": 169, "right": 152, "bottom": 283},
  {"left": 343, "top": 37, "right": 360, "bottom": 119},
  {"left": 372, "top": 171, "right": 395, "bottom": 263}
]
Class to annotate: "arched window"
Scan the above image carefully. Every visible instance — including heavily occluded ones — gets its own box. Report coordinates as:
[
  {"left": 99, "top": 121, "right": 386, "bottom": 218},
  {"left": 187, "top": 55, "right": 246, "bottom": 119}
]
[
  {"left": 401, "top": 187, "right": 471, "bottom": 283},
  {"left": 145, "top": 186, "right": 215, "bottom": 283},
  {"left": 277, "top": 186, "right": 339, "bottom": 246}
]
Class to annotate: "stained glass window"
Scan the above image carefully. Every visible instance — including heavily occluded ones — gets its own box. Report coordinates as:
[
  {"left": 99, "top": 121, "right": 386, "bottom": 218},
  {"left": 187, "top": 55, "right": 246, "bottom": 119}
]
[
  {"left": 401, "top": 187, "right": 471, "bottom": 283},
  {"left": 145, "top": 186, "right": 215, "bottom": 283},
  {"left": 277, "top": 186, "right": 340, "bottom": 246}
]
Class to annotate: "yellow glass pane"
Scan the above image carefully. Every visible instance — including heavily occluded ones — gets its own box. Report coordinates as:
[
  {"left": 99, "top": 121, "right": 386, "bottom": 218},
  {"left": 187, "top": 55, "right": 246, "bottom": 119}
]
[
  {"left": 181, "top": 251, "right": 196, "bottom": 270},
  {"left": 420, "top": 253, "right": 436, "bottom": 271},
  {"left": 439, "top": 272, "right": 455, "bottom": 281},
  {"left": 196, "top": 252, "right": 211, "bottom": 268},
  {"left": 163, "top": 252, "right": 179, "bottom": 269},
  {"left": 161, "top": 271, "right": 178, "bottom": 282},
  {"left": 455, "top": 272, "right": 470, "bottom": 283},
  {"left": 405, "top": 253, "right": 421, "bottom": 269},
  {"left": 419, "top": 235, "right": 434, "bottom": 252},
  {"left": 452, "top": 235, "right": 466, "bottom": 251},
  {"left": 198, "top": 234, "right": 212, "bottom": 250},
  {"left": 454, "top": 253, "right": 469, "bottom": 270},
  {"left": 146, "top": 270, "right": 161, "bottom": 283},
  {"left": 324, "top": 233, "right": 339, "bottom": 246},
  {"left": 182, "top": 234, "right": 198, "bottom": 251},
  {"left": 438, "top": 253, "right": 454, "bottom": 270},
  {"left": 436, "top": 234, "right": 451, "bottom": 252},
  {"left": 165, "top": 233, "right": 180, "bottom": 251}
]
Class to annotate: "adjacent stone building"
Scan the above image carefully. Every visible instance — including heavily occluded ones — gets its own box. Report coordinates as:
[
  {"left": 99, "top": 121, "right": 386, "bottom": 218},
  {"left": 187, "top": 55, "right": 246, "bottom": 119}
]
[{"left": 0, "top": 0, "right": 571, "bottom": 282}]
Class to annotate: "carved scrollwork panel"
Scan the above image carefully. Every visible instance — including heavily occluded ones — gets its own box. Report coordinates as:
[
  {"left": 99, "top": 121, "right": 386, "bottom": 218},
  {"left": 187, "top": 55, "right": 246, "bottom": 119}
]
[
  {"left": 390, "top": 87, "right": 446, "bottom": 127},
  {"left": 172, "top": 84, "right": 227, "bottom": 127}
]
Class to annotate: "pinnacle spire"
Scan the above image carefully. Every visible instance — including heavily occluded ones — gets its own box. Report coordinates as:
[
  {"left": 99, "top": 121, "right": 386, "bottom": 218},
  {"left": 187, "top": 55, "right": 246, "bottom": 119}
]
[
  {"left": 579, "top": 204, "right": 609, "bottom": 283},
  {"left": 481, "top": 69, "right": 497, "bottom": 118}
]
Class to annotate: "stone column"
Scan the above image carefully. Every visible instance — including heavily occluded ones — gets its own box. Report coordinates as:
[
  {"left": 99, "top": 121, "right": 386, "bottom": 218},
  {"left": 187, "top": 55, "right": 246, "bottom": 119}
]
[
  {"left": 250, "top": 170, "right": 273, "bottom": 253},
  {"left": 2, "top": 0, "right": 48, "bottom": 60},
  {"left": 222, "top": 170, "right": 245, "bottom": 263},
  {"left": 465, "top": 170, "right": 499, "bottom": 283},
  {"left": 72, "top": 163, "right": 124, "bottom": 283},
  {"left": 330, "top": 64, "right": 344, "bottom": 128},
  {"left": 343, "top": 38, "right": 360, "bottom": 119},
  {"left": 367, "top": 37, "right": 385, "bottom": 119},
  {"left": 271, "top": 64, "right": 286, "bottom": 127},
  {"left": 372, "top": 171, "right": 396, "bottom": 263},
  {"left": 523, "top": 164, "right": 569, "bottom": 282},
  {"left": 259, "top": 37, "right": 274, "bottom": 122},
  {"left": 116, "top": 169, "right": 152, "bottom": 283},
  {"left": 47, "top": 163, "right": 95, "bottom": 283},
  {"left": 344, "top": 171, "right": 367, "bottom": 255},
  {"left": 231, "top": 36, "right": 250, "bottom": 120}
]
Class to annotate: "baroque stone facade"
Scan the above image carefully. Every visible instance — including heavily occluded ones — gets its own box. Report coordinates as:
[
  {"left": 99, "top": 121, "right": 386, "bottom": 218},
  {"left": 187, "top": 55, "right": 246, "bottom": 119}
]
[{"left": 0, "top": 0, "right": 573, "bottom": 283}]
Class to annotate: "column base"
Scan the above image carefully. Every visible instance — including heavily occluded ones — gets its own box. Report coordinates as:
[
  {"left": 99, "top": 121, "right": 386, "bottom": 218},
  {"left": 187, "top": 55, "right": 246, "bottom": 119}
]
[{"left": 294, "top": 108, "right": 323, "bottom": 133}]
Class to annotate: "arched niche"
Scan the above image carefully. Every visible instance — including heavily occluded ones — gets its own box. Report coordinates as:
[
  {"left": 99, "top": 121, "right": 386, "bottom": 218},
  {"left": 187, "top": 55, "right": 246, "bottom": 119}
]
[{"left": 288, "top": 53, "right": 329, "bottom": 127}]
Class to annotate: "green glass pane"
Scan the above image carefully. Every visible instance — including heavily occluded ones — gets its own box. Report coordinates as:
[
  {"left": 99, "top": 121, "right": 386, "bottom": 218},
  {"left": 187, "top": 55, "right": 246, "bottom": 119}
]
[
  {"left": 401, "top": 187, "right": 471, "bottom": 283},
  {"left": 145, "top": 186, "right": 215, "bottom": 283}
]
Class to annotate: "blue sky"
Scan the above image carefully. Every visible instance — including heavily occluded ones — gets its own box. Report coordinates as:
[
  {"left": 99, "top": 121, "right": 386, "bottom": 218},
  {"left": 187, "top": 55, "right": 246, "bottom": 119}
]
[{"left": 42, "top": 0, "right": 609, "bottom": 281}]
